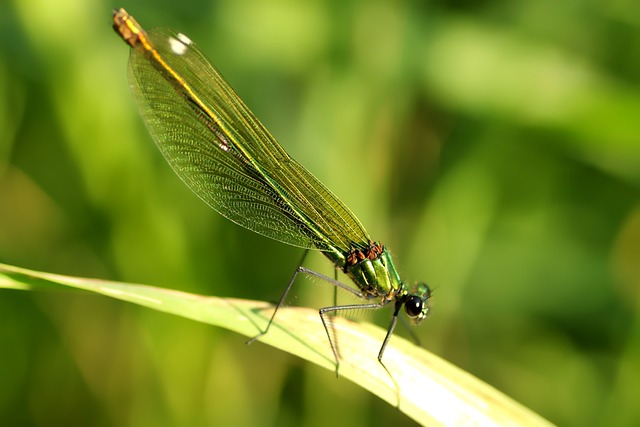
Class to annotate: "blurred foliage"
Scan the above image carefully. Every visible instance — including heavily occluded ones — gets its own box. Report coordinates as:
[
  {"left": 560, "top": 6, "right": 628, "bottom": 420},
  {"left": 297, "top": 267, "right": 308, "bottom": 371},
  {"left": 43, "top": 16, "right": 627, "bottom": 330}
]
[{"left": 1, "top": 0, "right": 639, "bottom": 426}]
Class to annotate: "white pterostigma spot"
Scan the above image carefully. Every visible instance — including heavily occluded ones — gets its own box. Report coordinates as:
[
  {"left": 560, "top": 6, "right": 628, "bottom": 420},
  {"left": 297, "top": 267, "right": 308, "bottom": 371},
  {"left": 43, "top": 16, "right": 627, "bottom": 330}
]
[{"left": 168, "top": 34, "right": 190, "bottom": 55}]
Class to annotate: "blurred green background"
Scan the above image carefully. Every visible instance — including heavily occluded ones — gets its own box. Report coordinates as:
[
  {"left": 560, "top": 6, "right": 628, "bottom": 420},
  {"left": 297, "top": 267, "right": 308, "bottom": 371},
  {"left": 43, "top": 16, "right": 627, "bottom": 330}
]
[{"left": 1, "top": 0, "right": 639, "bottom": 425}]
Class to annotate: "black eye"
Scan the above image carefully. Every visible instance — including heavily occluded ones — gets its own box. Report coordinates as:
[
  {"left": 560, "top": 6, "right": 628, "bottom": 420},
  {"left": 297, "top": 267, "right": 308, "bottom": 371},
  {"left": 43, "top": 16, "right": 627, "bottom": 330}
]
[{"left": 404, "top": 295, "right": 423, "bottom": 318}]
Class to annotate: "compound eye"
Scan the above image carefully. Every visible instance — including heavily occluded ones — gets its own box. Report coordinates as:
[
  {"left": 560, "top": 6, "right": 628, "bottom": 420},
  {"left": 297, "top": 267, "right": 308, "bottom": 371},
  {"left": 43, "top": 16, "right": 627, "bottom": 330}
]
[{"left": 404, "top": 295, "right": 423, "bottom": 318}]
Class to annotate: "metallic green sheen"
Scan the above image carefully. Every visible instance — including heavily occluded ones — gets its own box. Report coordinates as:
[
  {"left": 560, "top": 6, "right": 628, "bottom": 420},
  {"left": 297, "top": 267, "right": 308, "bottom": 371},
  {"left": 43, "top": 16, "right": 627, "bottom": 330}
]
[{"left": 343, "top": 249, "right": 402, "bottom": 297}]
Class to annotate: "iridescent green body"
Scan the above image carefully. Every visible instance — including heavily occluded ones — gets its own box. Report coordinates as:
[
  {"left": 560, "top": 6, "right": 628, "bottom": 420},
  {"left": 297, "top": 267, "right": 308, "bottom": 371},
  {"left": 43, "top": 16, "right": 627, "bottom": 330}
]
[{"left": 342, "top": 245, "right": 402, "bottom": 298}]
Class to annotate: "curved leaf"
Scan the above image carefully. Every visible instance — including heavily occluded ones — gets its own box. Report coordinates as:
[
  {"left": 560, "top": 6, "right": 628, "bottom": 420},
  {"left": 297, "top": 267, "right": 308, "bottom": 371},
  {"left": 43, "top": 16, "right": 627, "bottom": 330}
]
[{"left": 0, "top": 263, "right": 553, "bottom": 427}]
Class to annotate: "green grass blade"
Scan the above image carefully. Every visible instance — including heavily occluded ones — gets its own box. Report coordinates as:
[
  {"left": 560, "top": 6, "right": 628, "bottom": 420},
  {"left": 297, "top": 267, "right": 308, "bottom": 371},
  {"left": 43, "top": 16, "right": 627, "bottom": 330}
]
[{"left": 0, "top": 262, "right": 554, "bottom": 427}]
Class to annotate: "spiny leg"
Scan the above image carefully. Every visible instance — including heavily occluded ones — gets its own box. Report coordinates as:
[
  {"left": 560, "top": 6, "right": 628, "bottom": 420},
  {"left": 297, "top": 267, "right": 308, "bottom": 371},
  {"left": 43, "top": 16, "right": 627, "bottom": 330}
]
[
  {"left": 377, "top": 302, "right": 403, "bottom": 407},
  {"left": 246, "top": 250, "right": 308, "bottom": 344},
  {"left": 247, "top": 251, "right": 365, "bottom": 345},
  {"left": 319, "top": 300, "right": 387, "bottom": 377},
  {"left": 329, "top": 268, "right": 340, "bottom": 357}
]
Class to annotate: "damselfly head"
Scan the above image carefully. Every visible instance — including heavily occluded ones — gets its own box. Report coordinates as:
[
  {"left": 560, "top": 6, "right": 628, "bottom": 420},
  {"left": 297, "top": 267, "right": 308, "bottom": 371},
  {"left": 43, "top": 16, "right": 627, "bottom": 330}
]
[{"left": 403, "top": 282, "right": 431, "bottom": 324}]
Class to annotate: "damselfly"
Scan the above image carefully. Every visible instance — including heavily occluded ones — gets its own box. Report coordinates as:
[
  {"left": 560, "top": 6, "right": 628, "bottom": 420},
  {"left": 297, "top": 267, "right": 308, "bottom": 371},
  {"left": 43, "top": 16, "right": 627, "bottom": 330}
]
[{"left": 112, "top": 8, "right": 431, "bottom": 394}]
